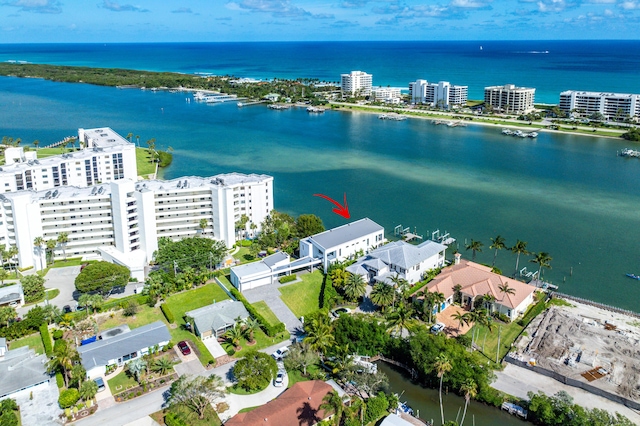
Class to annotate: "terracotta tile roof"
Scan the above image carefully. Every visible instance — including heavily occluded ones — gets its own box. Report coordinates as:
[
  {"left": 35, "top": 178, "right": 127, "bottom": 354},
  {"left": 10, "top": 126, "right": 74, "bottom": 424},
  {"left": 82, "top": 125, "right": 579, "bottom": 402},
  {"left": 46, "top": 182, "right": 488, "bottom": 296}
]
[
  {"left": 226, "top": 381, "right": 334, "bottom": 426},
  {"left": 414, "top": 259, "right": 535, "bottom": 309}
]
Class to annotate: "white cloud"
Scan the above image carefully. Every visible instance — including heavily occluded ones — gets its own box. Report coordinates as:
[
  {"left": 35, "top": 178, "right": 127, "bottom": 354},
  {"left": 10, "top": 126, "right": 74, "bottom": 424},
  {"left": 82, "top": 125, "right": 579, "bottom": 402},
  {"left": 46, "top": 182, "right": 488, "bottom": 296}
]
[
  {"left": 99, "top": 0, "right": 149, "bottom": 12},
  {"left": 620, "top": 0, "right": 639, "bottom": 8},
  {"left": 1, "top": 0, "right": 62, "bottom": 14}
]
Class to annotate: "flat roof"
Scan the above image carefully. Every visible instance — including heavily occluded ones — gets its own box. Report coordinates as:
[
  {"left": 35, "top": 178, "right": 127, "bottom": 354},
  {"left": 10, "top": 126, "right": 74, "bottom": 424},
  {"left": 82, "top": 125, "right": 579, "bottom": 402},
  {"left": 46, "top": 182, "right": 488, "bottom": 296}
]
[
  {"left": 78, "top": 321, "right": 170, "bottom": 370},
  {"left": 231, "top": 259, "right": 271, "bottom": 279},
  {"left": 307, "top": 218, "right": 383, "bottom": 250}
]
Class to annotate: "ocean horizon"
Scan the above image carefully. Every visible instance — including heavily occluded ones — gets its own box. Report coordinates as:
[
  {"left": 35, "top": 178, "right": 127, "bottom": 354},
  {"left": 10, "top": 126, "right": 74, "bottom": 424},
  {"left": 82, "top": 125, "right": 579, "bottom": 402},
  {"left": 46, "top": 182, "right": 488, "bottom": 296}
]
[{"left": 2, "top": 40, "right": 640, "bottom": 103}]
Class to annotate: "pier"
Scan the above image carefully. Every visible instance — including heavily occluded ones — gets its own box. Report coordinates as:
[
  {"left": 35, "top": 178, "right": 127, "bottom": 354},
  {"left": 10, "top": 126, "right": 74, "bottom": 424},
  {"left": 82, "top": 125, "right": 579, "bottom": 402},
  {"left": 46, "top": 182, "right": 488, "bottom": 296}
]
[
  {"left": 237, "top": 100, "right": 267, "bottom": 107},
  {"left": 394, "top": 225, "right": 423, "bottom": 242}
]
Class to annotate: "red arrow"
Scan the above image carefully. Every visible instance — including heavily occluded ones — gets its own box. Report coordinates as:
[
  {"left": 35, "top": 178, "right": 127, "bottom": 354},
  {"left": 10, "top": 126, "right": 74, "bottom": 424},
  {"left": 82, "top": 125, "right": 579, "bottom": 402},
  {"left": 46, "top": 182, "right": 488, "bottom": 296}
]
[{"left": 313, "top": 193, "right": 350, "bottom": 219}]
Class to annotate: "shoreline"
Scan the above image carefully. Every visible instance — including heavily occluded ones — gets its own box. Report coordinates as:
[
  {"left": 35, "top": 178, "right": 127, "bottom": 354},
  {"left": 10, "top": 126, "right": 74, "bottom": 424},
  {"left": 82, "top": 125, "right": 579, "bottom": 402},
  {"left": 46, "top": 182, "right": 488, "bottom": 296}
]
[{"left": 328, "top": 102, "right": 628, "bottom": 141}]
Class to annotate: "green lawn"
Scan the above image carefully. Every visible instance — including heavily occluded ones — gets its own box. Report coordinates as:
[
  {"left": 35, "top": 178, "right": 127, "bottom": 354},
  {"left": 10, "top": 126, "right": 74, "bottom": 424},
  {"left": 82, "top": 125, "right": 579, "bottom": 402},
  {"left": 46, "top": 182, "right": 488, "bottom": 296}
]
[
  {"left": 287, "top": 363, "right": 323, "bottom": 388},
  {"left": 99, "top": 304, "right": 161, "bottom": 331},
  {"left": 157, "top": 404, "right": 221, "bottom": 426},
  {"left": 9, "top": 332, "right": 45, "bottom": 355},
  {"left": 107, "top": 370, "right": 138, "bottom": 395},
  {"left": 226, "top": 327, "right": 290, "bottom": 359},
  {"left": 234, "top": 247, "right": 257, "bottom": 264},
  {"left": 50, "top": 258, "right": 93, "bottom": 268},
  {"left": 251, "top": 301, "right": 280, "bottom": 327},
  {"left": 35, "top": 147, "right": 80, "bottom": 159},
  {"left": 136, "top": 147, "right": 157, "bottom": 178},
  {"left": 25, "top": 288, "right": 60, "bottom": 306},
  {"left": 279, "top": 271, "right": 324, "bottom": 318},
  {"left": 238, "top": 406, "right": 260, "bottom": 413},
  {"left": 165, "top": 283, "right": 230, "bottom": 325}
]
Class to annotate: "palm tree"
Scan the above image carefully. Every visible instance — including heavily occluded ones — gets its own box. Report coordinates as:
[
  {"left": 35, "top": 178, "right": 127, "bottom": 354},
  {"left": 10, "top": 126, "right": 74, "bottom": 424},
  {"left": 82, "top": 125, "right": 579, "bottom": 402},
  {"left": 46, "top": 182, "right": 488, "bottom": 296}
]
[
  {"left": 79, "top": 379, "right": 98, "bottom": 402},
  {"left": 224, "top": 323, "right": 245, "bottom": 351},
  {"left": 431, "top": 292, "right": 446, "bottom": 316},
  {"left": 7, "top": 246, "right": 18, "bottom": 276},
  {"left": 199, "top": 218, "right": 208, "bottom": 236},
  {"left": 481, "top": 294, "right": 496, "bottom": 316},
  {"left": 530, "top": 252, "right": 552, "bottom": 280},
  {"left": 465, "top": 239, "right": 483, "bottom": 260},
  {"left": 511, "top": 240, "right": 529, "bottom": 275},
  {"left": 498, "top": 282, "right": 516, "bottom": 303},
  {"left": 126, "top": 132, "right": 133, "bottom": 142},
  {"left": 346, "top": 396, "right": 366, "bottom": 426},
  {"left": 319, "top": 390, "right": 346, "bottom": 426},
  {"left": 304, "top": 316, "right": 335, "bottom": 355},
  {"left": 57, "top": 232, "right": 69, "bottom": 260},
  {"left": 453, "top": 284, "right": 462, "bottom": 304},
  {"left": 459, "top": 379, "right": 477, "bottom": 426},
  {"left": 343, "top": 272, "right": 366, "bottom": 302},
  {"left": 389, "top": 273, "right": 409, "bottom": 299},
  {"left": 452, "top": 310, "right": 468, "bottom": 334},
  {"left": 151, "top": 356, "right": 174, "bottom": 376},
  {"left": 489, "top": 235, "right": 506, "bottom": 267},
  {"left": 329, "top": 265, "right": 347, "bottom": 289},
  {"left": 434, "top": 353, "right": 452, "bottom": 426},
  {"left": 127, "top": 358, "right": 147, "bottom": 383},
  {"left": 386, "top": 301, "right": 415, "bottom": 337},
  {"left": 32, "top": 139, "right": 39, "bottom": 150},
  {"left": 33, "top": 236, "right": 45, "bottom": 271},
  {"left": 243, "top": 317, "right": 260, "bottom": 344},
  {"left": 47, "top": 344, "right": 79, "bottom": 388},
  {"left": 370, "top": 282, "right": 394, "bottom": 311},
  {"left": 421, "top": 291, "right": 435, "bottom": 323},
  {"left": 46, "top": 239, "right": 57, "bottom": 264},
  {"left": 42, "top": 304, "right": 61, "bottom": 325}
]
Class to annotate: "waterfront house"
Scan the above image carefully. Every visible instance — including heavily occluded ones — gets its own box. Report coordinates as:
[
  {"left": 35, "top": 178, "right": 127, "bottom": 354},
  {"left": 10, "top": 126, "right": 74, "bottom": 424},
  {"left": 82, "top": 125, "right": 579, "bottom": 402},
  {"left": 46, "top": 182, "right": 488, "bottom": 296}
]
[
  {"left": 225, "top": 380, "right": 341, "bottom": 426},
  {"left": 77, "top": 321, "right": 170, "bottom": 378},
  {"left": 185, "top": 300, "right": 250, "bottom": 340},
  {"left": 346, "top": 240, "right": 447, "bottom": 285},
  {"left": 299, "top": 218, "right": 385, "bottom": 271},
  {"left": 414, "top": 255, "right": 536, "bottom": 321},
  {"left": 0, "top": 346, "right": 50, "bottom": 399},
  {"left": 230, "top": 251, "right": 293, "bottom": 291}
]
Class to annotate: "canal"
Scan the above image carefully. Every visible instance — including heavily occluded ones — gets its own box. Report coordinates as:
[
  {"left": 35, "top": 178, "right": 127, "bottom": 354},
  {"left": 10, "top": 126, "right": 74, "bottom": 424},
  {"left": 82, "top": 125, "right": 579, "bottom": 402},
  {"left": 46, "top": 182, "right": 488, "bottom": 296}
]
[{"left": 377, "top": 362, "right": 529, "bottom": 426}]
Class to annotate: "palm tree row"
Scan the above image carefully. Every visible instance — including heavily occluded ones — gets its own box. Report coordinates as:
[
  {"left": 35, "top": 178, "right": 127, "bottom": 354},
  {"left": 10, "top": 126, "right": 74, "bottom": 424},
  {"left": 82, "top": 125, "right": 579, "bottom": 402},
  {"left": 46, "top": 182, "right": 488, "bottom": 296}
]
[
  {"left": 465, "top": 236, "right": 552, "bottom": 278},
  {"left": 33, "top": 232, "right": 69, "bottom": 269}
]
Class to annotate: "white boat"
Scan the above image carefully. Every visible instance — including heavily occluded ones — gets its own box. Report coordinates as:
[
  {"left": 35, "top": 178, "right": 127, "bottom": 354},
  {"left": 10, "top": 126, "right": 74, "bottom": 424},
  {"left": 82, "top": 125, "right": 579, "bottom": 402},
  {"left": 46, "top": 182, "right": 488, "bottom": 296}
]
[
  {"left": 527, "top": 132, "right": 538, "bottom": 138},
  {"left": 307, "top": 106, "right": 325, "bottom": 113},
  {"left": 502, "top": 129, "right": 514, "bottom": 135}
]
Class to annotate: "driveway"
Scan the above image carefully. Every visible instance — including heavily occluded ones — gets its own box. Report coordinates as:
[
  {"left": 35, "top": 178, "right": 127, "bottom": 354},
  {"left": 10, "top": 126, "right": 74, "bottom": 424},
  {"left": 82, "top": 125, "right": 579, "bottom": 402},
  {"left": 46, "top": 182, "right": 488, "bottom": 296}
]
[
  {"left": 14, "top": 381, "right": 61, "bottom": 426},
  {"left": 43, "top": 266, "right": 82, "bottom": 309}
]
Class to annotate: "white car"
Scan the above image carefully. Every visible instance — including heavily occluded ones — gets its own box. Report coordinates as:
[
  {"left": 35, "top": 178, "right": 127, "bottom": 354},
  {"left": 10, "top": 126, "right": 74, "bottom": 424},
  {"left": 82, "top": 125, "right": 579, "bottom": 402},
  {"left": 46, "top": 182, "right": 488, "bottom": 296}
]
[
  {"left": 272, "top": 346, "right": 289, "bottom": 360},
  {"left": 274, "top": 371, "right": 285, "bottom": 387},
  {"left": 431, "top": 322, "right": 445, "bottom": 334}
]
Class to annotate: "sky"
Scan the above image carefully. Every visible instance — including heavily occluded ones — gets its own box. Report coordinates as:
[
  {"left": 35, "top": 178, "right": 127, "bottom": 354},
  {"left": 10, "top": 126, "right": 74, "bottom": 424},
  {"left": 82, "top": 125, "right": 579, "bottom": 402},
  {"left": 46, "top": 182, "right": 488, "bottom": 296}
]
[{"left": 0, "top": 0, "right": 639, "bottom": 42}]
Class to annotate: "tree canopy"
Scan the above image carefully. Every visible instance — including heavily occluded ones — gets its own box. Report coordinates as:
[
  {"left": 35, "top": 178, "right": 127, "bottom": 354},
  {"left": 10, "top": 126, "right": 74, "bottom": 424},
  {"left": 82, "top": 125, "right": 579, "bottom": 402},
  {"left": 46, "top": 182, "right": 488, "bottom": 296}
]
[
  {"left": 74, "top": 261, "right": 130, "bottom": 295},
  {"left": 233, "top": 351, "right": 278, "bottom": 391},
  {"left": 154, "top": 236, "right": 227, "bottom": 271},
  {"left": 21, "top": 274, "right": 45, "bottom": 303},
  {"left": 166, "top": 374, "right": 226, "bottom": 420}
]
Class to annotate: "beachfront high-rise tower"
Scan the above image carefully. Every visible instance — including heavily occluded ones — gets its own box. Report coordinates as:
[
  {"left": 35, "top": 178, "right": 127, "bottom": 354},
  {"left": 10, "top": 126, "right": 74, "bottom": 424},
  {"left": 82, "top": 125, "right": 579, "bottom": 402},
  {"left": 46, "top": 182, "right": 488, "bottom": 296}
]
[
  {"left": 340, "top": 71, "right": 373, "bottom": 97},
  {"left": 484, "top": 84, "right": 536, "bottom": 114}
]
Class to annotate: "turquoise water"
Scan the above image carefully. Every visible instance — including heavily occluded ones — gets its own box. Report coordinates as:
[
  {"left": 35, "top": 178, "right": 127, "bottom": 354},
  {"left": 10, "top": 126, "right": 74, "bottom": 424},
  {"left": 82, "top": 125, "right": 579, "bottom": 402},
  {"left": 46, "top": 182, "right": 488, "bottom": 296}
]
[
  {"left": 2, "top": 41, "right": 640, "bottom": 103},
  {"left": 2, "top": 76, "right": 640, "bottom": 310}
]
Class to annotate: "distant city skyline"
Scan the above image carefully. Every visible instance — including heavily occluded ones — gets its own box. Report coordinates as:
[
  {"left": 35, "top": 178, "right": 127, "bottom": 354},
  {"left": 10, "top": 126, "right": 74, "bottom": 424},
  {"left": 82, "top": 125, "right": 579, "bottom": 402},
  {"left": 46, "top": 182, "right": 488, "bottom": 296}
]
[{"left": 1, "top": 0, "right": 639, "bottom": 43}]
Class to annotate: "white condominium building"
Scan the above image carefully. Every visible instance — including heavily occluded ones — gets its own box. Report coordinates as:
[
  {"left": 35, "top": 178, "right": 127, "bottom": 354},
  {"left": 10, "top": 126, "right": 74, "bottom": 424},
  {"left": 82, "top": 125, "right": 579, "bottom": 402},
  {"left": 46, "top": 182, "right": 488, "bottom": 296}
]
[
  {"left": 371, "top": 87, "right": 402, "bottom": 103},
  {"left": 409, "top": 80, "right": 468, "bottom": 109},
  {"left": 0, "top": 173, "right": 273, "bottom": 276},
  {"left": 559, "top": 90, "right": 640, "bottom": 120},
  {"left": 340, "top": 71, "right": 373, "bottom": 97},
  {"left": 0, "top": 128, "right": 136, "bottom": 193},
  {"left": 484, "top": 84, "right": 536, "bottom": 114}
]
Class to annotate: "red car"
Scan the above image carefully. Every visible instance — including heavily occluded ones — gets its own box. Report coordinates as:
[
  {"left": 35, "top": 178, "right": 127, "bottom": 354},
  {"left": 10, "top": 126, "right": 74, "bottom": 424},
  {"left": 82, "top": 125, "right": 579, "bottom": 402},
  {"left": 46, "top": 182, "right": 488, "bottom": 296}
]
[{"left": 177, "top": 341, "right": 191, "bottom": 356}]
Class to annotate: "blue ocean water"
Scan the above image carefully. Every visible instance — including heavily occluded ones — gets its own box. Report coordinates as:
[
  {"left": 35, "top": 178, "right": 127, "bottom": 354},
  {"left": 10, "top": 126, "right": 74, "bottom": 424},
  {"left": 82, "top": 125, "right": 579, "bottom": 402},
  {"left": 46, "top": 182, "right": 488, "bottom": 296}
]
[
  {"left": 1, "top": 74, "right": 640, "bottom": 310},
  {"left": 2, "top": 40, "right": 640, "bottom": 103}
]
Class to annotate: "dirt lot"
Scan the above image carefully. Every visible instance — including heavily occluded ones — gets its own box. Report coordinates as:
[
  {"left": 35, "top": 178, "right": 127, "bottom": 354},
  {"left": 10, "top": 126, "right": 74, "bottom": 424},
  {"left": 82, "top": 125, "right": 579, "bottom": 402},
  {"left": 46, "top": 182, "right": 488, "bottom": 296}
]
[{"left": 511, "top": 300, "right": 640, "bottom": 401}]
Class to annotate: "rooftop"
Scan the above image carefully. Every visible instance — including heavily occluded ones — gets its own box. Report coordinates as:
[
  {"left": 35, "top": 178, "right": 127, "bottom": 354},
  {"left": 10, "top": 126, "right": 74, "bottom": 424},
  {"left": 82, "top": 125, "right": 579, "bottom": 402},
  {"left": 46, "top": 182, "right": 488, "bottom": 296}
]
[
  {"left": 369, "top": 240, "right": 446, "bottom": 270},
  {"left": 0, "top": 283, "right": 23, "bottom": 305},
  {"left": 77, "top": 321, "right": 170, "bottom": 370},
  {"left": 185, "top": 300, "right": 250, "bottom": 336},
  {"left": 0, "top": 347, "right": 49, "bottom": 398},
  {"left": 306, "top": 218, "right": 383, "bottom": 250}
]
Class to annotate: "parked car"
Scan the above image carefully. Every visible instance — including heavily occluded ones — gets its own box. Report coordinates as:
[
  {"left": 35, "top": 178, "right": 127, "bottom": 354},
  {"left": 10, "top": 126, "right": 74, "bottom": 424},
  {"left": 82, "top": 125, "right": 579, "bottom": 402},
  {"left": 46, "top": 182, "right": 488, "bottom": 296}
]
[
  {"left": 177, "top": 341, "right": 191, "bottom": 356},
  {"left": 274, "top": 370, "right": 285, "bottom": 387},
  {"left": 93, "top": 377, "right": 106, "bottom": 392},
  {"left": 62, "top": 305, "right": 73, "bottom": 314},
  {"left": 331, "top": 307, "right": 351, "bottom": 318},
  {"left": 8, "top": 301, "right": 17, "bottom": 307},
  {"left": 272, "top": 346, "right": 289, "bottom": 360},
  {"left": 430, "top": 322, "right": 445, "bottom": 334}
]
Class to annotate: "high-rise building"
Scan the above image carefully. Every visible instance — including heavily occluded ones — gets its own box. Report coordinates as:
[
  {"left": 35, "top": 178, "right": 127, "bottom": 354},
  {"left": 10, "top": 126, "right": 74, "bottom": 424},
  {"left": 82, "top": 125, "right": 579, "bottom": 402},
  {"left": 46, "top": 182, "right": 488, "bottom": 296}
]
[
  {"left": 559, "top": 90, "right": 640, "bottom": 120},
  {"left": 409, "top": 80, "right": 468, "bottom": 108},
  {"left": 484, "top": 84, "right": 535, "bottom": 114},
  {"left": 340, "top": 71, "right": 373, "bottom": 97}
]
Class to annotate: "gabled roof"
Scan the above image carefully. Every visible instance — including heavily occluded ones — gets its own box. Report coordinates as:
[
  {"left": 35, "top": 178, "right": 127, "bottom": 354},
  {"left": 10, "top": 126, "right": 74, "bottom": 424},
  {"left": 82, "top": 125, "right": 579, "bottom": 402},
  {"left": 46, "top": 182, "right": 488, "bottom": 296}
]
[
  {"left": 0, "top": 347, "right": 49, "bottom": 398},
  {"left": 225, "top": 380, "right": 334, "bottom": 426},
  {"left": 417, "top": 259, "right": 535, "bottom": 309},
  {"left": 369, "top": 240, "right": 446, "bottom": 270},
  {"left": 186, "top": 300, "right": 250, "bottom": 335},
  {"left": 306, "top": 218, "right": 383, "bottom": 250},
  {"left": 78, "top": 321, "right": 170, "bottom": 370}
]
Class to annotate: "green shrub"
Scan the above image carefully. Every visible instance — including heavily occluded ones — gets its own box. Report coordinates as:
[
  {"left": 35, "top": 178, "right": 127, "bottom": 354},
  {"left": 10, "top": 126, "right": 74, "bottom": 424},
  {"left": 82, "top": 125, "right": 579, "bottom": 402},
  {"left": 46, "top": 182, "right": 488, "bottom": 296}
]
[
  {"left": 58, "top": 388, "right": 80, "bottom": 409},
  {"left": 165, "top": 411, "right": 187, "bottom": 426},
  {"left": 160, "top": 303, "right": 175, "bottom": 324},
  {"left": 55, "top": 372, "right": 64, "bottom": 388},
  {"left": 279, "top": 274, "right": 297, "bottom": 284},
  {"left": 123, "top": 300, "right": 139, "bottom": 317},
  {"left": 364, "top": 392, "right": 389, "bottom": 424},
  {"left": 52, "top": 329, "right": 63, "bottom": 340},
  {"left": 39, "top": 324, "right": 53, "bottom": 356},
  {"left": 229, "top": 287, "right": 285, "bottom": 337}
]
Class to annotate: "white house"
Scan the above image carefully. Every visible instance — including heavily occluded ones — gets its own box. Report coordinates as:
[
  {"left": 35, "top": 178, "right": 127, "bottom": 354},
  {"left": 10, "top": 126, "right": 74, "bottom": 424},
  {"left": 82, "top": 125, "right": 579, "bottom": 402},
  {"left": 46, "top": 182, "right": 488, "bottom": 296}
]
[
  {"left": 77, "top": 321, "right": 171, "bottom": 378},
  {"left": 346, "top": 239, "right": 446, "bottom": 285},
  {"left": 0, "top": 283, "right": 25, "bottom": 308},
  {"left": 299, "top": 218, "right": 385, "bottom": 270},
  {"left": 230, "top": 251, "right": 321, "bottom": 292},
  {"left": 186, "top": 300, "right": 250, "bottom": 340},
  {"left": 0, "top": 346, "right": 50, "bottom": 400}
]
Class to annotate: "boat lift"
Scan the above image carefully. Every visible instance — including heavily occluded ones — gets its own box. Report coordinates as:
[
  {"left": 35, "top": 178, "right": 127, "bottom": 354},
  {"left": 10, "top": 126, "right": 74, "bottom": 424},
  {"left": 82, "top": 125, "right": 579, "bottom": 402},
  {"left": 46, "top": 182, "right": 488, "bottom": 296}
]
[{"left": 394, "top": 225, "right": 423, "bottom": 242}]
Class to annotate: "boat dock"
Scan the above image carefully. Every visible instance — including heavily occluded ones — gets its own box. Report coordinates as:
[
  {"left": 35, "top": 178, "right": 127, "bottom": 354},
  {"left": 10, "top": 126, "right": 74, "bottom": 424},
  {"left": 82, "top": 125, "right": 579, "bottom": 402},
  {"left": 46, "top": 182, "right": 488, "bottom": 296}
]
[
  {"left": 394, "top": 225, "right": 423, "bottom": 242},
  {"left": 619, "top": 148, "right": 640, "bottom": 158},
  {"left": 307, "top": 106, "right": 326, "bottom": 113},
  {"left": 379, "top": 113, "right": 408, "bottom": 121},
  {"left": 237, "top": 100, "right": 266, "bottom": 107},
  {"left": 433, "top": 120, "right": 466, "bottom": 127},
  {"left": 193, "top": 91, "right": 240, "bottom": 103}
]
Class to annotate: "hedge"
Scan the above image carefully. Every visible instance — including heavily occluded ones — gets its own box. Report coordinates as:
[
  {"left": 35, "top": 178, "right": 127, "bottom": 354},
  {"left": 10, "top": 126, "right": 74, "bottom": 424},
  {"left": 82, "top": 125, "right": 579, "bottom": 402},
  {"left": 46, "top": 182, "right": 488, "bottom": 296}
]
[
  {"left": 58, "top": 388, "right": 80, "bottom": 409},
  {"left": 229, "top": 287, "right": 286, "bottom": 337},
  {"left": 161, "top": 303, "right": 175, "bottom": 324},
  {"left": 39, "top": 324, "right": 53, "bottom": 356},
  {"left": 52, "top": 329, "right": 63, "bottom": 340},
  {"left": 279, "top": 274, "right": 297, "bottom": 284},
  {"left": 55, "top": 372, "right": 64, "bottom": 388}
]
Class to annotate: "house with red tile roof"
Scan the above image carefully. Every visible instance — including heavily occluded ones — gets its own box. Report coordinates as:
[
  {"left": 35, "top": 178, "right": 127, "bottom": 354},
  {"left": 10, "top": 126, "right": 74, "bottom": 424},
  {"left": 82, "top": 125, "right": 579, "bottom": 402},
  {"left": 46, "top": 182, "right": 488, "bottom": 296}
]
[
  {"left": 225, "top": 380, "right": 340, "bottom": 426},
  {"left": 413, "top": 255, "right": 537, "bottom": 321}
]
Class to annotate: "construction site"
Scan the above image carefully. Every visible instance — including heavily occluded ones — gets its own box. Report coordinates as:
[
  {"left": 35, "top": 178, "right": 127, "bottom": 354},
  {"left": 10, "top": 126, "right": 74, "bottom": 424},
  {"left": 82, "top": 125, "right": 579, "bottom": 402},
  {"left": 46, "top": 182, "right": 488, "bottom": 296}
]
[{"left": 508, "top": 299, "right": 640, "bottom": 405}]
